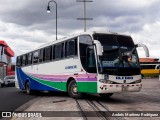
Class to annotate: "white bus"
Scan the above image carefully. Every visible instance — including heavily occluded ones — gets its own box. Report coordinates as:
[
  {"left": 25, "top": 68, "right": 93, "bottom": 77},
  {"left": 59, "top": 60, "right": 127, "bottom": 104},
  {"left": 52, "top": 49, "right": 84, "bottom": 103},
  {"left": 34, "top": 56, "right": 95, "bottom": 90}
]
[{"left": 15, "top": 31, "right": 149, "bottom": 98}]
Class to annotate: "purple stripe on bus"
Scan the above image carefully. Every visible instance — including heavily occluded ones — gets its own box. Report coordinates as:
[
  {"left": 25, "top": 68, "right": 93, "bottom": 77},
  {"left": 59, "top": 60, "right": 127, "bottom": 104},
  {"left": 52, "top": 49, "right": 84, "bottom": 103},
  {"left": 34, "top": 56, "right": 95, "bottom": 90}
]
[
  {"left": 32, "top": 75, "right": 97, "bottom": 82},
  {"left": 33, "top": 75, "right": 96, "bottom": 79},
  {"left": 28, "top": 73, "right": 96, "bottom": 78}
]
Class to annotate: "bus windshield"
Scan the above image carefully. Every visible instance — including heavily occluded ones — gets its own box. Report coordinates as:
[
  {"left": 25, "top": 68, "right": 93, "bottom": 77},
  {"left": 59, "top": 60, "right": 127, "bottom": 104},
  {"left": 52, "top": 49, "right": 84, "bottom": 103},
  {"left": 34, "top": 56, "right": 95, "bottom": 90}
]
[{"left": 93, "top": 34, "right": 140, "bottom": 75}]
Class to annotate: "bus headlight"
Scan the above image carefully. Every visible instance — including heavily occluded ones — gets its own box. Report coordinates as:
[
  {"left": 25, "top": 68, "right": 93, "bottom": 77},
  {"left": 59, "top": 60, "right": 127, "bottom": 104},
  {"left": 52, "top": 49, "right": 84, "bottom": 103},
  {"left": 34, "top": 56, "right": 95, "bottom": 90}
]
[
  {"left": 135, "top": 79, "right": 142, "bottom": 83},
  {"left": 99, "top": 79, "right": 113, "bottom": 84}
]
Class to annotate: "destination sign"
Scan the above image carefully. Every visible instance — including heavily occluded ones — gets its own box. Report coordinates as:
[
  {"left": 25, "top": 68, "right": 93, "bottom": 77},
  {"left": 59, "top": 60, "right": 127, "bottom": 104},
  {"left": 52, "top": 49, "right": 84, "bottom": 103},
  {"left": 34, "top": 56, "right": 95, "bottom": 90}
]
[{"left": 116, "top": 76, "right": 133, "bottom": 80}]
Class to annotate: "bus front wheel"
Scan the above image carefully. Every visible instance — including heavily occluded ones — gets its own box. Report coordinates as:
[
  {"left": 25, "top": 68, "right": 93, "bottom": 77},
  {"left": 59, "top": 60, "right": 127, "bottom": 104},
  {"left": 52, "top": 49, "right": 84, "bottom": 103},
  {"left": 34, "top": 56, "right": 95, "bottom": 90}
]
[
  {"left": 25, "top": 82, "right": 32, "bottom": 95},
  {"left": 68, "top": 80, "right": 82, "bottom": 99}
]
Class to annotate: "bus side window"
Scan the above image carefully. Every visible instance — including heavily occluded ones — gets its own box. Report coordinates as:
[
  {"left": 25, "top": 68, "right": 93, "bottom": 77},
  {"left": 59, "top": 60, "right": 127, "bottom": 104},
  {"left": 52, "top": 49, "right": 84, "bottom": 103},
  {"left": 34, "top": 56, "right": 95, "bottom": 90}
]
[
  {"left": 64, "top": 42, "right": 67, "bottom": 57},
  {"left": 52, "top": 46, "right": 55, "bottom": 60},
  {"left": 66, "top": 38, "right": 77, "bottom": 57},
  {"left": 67, "top": 39, "right": 75, "bottom": 57},
  {"left": 28, "top": 53, "right": 32, "bottom": 65},
  {"left": 33, "top": 51, "right": 39, "bottom": 64},
  {"left": 55, "top": 44, "right": 62, "bottom": 59},
  {"left": 25, "top": 54, "right": 28, "bottom": 65},
  {"left": 16, "top": 56, "right": 22, "bottom": 67},
  {"left": 22, "top": 55, "right": 26, "bottom": 66},
  {"left": 61, "top": 43, "right": 65, "bottom": 58},
  {"left": 44, "top": 46, "right": 52, "bottom": 61},
  {"left": 39, "top": 49, "right": 44, "bottom": 63},
  {"left": 20, "top": 56, "right": 23, "bottom": 66}
]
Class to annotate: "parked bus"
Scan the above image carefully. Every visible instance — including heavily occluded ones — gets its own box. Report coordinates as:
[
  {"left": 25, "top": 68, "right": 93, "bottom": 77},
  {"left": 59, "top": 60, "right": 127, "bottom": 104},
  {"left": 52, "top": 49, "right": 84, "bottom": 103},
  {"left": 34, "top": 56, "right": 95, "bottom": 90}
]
[
  {"left": 15, "top": 32, "right": 149, "bottom": 98},
  {"left": 140, "top": 62, "right": 160, "bottom": 77}
]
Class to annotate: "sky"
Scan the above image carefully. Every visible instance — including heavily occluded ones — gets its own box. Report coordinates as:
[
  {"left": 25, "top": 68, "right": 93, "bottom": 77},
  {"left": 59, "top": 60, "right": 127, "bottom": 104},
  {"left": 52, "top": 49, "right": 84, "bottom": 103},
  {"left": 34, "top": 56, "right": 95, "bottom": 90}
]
[{"left": 0, "top": 0, "right": 160, "bottom": 63}]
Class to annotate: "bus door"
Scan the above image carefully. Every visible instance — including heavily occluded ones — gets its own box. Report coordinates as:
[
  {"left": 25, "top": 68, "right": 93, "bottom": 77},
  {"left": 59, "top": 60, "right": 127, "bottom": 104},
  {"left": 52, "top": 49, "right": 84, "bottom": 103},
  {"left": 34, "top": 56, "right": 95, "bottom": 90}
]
[
  {"left": 79, "top": 35, "right": 97, "bottom": 93},
  {"left": 86, "top": 46, "right": 97, "bottom": 93}
]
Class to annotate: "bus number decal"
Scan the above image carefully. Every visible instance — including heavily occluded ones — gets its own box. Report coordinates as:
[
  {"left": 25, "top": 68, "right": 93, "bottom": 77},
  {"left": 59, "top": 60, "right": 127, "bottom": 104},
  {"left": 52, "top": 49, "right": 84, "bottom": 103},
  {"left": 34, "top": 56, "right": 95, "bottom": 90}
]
[
  {"left": 116, "top": 76, "right": 133, "bottom": 80},
  {"left": 65, "top": 65, "right": 77, "bottom": 70}
]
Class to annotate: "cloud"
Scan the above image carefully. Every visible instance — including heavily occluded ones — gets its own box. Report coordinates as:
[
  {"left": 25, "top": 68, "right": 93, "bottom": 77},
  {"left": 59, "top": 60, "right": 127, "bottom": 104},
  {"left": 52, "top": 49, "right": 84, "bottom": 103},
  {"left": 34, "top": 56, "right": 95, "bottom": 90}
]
[
  {"left": 131, "top": 21, "right": 160, "bottom": 58},
  {"left": 0, "top": 0, "right": 160, "bottom": 63},
  {"left": 0, "top": 20, "right": 54, "bottom": 57}
]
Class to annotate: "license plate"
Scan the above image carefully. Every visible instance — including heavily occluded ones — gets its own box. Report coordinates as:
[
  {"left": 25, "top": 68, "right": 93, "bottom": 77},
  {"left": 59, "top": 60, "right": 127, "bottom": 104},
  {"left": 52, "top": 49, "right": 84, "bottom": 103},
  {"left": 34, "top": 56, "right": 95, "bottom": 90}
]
[{"left": 122, "top": 86, "right": 128, "bottom": 91}]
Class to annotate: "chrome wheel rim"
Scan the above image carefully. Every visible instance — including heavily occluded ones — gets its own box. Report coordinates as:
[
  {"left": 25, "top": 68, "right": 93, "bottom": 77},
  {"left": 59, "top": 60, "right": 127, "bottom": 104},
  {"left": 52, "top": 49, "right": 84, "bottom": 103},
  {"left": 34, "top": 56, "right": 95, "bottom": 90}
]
[{"left": 72, "top": 84, "right": 78, "bottom": 95}]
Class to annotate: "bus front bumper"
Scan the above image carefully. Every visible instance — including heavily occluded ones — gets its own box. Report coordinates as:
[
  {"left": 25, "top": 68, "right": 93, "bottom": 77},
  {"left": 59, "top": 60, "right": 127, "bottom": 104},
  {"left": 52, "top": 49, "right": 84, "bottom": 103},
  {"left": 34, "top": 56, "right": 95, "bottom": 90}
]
[{"left": 98, "top": 83, "right": 142, "bottom": 93}]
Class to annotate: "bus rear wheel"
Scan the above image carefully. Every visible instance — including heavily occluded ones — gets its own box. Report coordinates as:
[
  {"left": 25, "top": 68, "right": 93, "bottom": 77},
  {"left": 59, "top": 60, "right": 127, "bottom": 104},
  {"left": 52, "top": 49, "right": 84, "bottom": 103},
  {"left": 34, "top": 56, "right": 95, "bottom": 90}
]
[
  {"left": 68, "top": 80, "right": 82, "bottom": 99},
  {"left": 99, "top": 93, "right": 113, "bottom": 99},
  {"left": 25, "top": 82, "right": 32, "bottom": 95}
]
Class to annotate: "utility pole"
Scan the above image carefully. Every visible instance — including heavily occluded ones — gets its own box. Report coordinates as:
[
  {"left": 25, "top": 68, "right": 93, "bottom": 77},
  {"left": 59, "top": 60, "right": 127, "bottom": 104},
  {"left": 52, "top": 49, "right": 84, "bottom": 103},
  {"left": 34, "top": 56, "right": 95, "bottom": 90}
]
[
  {"left": 84, "top": 0, "right": 86, "bottom": 32},
  {"left": 77, "top": 0, "right": 93, "bottom": 32}
]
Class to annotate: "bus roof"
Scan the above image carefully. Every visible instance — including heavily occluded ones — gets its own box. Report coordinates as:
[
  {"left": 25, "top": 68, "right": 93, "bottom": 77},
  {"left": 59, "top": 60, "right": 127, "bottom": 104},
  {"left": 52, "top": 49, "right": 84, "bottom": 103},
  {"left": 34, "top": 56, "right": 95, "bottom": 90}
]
[{"left": 17, "top": 31, "right": 131, "bottom": 56}]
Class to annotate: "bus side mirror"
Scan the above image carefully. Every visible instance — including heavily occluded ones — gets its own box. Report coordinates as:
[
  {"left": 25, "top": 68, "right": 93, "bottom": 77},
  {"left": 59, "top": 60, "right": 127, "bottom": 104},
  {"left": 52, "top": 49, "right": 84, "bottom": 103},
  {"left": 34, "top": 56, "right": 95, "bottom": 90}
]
[
  {"left": 93, "top": 40, "right": 103, "bottom": 56},
  {"left": 136, "top": 44, "right": 149, "bottom": 57}
]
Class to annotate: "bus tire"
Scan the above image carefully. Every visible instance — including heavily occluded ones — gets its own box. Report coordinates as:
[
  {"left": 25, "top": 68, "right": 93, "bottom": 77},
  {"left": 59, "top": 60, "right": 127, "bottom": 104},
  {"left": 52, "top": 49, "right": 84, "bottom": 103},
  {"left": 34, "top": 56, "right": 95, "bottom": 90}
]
[
  {"left": 25, "top": 82, "right": 32, "bottom": 95},
  {"left": 99, "top": 93, "right": 113, "bottom": 99},
  {"left": 68, "top": 80, "right": 82, "bottom": 99}
]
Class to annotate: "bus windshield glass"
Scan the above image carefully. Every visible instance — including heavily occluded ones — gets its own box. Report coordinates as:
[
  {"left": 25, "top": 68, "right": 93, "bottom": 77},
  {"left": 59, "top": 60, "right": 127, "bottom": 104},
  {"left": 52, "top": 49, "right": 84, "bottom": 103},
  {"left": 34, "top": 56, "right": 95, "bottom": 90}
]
[{"left": 93, "top": 34, "right": 140, "bottom": 75}]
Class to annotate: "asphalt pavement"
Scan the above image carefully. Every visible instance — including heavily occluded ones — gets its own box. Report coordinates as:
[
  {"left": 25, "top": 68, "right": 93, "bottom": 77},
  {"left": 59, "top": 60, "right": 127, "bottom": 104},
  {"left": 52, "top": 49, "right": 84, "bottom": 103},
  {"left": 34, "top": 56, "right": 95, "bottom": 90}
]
[{"left": 0, "top": 87, "right": 36, "bottom": 112}]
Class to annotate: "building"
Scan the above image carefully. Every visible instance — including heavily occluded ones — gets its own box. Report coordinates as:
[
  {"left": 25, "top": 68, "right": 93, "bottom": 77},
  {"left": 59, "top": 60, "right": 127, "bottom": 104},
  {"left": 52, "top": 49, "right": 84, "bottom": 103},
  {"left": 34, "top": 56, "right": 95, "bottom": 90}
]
[{"left": 0, "top": 40, "right": 14, "bottom": 80}]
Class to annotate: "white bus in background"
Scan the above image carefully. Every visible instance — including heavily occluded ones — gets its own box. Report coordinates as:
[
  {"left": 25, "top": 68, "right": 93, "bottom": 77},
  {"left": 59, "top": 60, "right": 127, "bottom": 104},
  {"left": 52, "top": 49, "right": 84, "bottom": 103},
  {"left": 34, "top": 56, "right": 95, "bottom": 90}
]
[{"left": 15, "top": 31, "right": 149, "bottom": 98}]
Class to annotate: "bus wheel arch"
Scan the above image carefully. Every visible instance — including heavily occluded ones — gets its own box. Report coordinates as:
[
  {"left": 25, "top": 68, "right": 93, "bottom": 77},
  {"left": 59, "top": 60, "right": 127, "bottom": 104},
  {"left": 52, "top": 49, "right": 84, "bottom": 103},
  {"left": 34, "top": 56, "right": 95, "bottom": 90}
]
[
  {"left": 67, "top": 77, "right": 74, "bottom": 90},
  {"left": 67, "top": 78, "right": 82, "bottom": 98}
]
